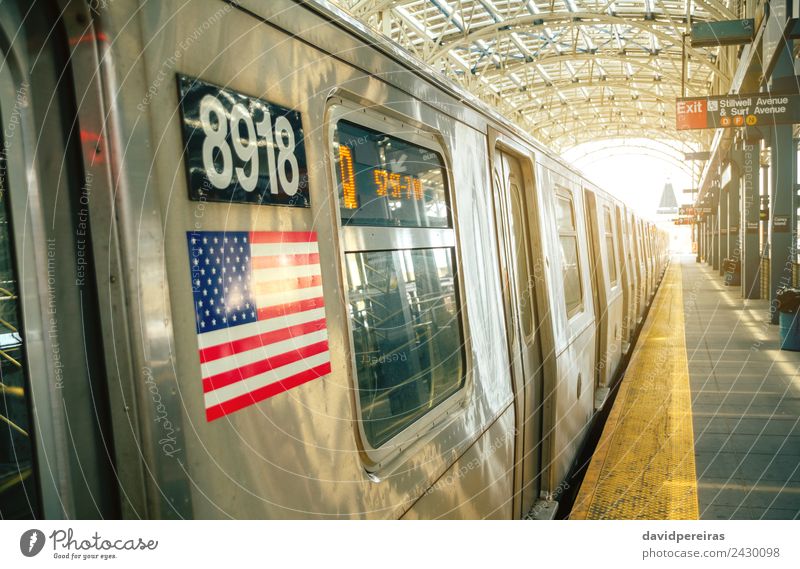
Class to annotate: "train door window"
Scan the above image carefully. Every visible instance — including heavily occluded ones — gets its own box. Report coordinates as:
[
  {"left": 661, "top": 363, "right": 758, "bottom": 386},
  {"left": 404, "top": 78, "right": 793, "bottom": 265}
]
[
  {"left": 331, "top": 111, "right": 466, "bottom": 451},
  {"left": 603, "top": 207, "right": 618, "bottom": 285},
  {"left": 508, "top": 172, "right": 535, "bottom": 339},
  {"left": 641, "top": 223, "right": 648, "bottom": 263},
  {"left": 556, "top": 190, "right": 583, "bottom": 317},
  {"left": 0, "top": 137, "right": 38, "bottom": 518},
  {"left": 614, "top": 206, "right": 625, "bottom": 271}
]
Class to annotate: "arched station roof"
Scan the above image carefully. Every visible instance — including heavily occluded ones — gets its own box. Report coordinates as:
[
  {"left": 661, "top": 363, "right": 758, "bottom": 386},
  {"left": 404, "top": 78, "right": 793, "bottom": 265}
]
[{"left": 332, "top": 0, "right": 739, "bottom": 175}]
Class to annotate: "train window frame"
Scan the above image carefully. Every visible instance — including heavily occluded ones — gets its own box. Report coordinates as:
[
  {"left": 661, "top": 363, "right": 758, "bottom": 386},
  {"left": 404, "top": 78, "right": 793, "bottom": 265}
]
[
  {"left": 555, "top": 188, "right": 584, "bottom": 319},
  {"left": 0, "top": 124, "right": 39, "bottom": 519},
  {"left": 0, "top": 53, "right": 55, "bottom": 519},
  {"left": 326, "top": 101, "right": 470, "bottom": 471}
]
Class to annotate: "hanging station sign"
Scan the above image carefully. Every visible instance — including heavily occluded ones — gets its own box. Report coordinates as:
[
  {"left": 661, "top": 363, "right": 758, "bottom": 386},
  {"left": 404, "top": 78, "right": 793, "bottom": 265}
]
[{"left": 676, "top": 92, "right": 800, "bottom": 130}]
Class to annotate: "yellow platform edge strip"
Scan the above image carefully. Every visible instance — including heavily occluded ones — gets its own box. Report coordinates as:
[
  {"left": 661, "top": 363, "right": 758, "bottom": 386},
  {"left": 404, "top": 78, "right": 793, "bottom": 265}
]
[{"left": 571, "top": 262, "right": 699, "bottom": 520}]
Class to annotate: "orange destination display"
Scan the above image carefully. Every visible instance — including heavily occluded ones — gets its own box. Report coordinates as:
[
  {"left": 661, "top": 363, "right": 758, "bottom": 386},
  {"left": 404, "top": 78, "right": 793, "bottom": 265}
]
[{"left": 333, "top": 119, "right": 451, "bottom": 228}]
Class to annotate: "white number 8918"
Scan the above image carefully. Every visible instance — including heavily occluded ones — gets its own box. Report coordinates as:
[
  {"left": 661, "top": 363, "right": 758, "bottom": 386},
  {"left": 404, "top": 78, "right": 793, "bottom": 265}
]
[{"left": 198, "top": 94, "right": 299, "bottom": 196}]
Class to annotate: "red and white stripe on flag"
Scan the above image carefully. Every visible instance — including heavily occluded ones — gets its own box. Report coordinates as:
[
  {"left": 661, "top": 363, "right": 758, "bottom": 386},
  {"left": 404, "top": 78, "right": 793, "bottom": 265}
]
[{"left": 187, "top": 230, "right": 331, "bottom": 421}]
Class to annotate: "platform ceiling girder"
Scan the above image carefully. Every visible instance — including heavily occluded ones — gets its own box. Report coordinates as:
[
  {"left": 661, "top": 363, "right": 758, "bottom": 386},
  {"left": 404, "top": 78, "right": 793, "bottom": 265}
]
[
  {"left": 472, "top": 51, "right": 720, "bottom": 91},
  {"left": 428, "top": 14, "right": 726, "bottom": 70},
  {"left": 335, "top": 0, "right": 732, "bottom": 155},
  {"left": 494, "top": 77, "right": 710, "bottom": 105}
]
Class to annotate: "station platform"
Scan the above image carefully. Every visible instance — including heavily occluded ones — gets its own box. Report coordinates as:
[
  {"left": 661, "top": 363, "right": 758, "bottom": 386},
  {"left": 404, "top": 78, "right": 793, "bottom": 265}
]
[{"left": 571, "top": 255, "right": 800, "bottom": 520}]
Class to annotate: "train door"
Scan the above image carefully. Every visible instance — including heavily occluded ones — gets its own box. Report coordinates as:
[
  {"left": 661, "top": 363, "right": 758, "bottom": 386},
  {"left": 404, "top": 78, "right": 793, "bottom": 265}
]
[
  {"left": 615, "top": 205, "right": 633, "bottom": 350},
  {"left": 643, "top": 221, "right": 653, "bottom": 300},
  {"left": 582, "top": 190, "right": 605, "bottom": 399},
  {"left": 642, "top": 221, "right": 654, "bottom": 304},
  {"left": 0, "top": 1, "right": 118, "bottom": 519},
  {"left": 630, "top": 214, "right": 644, "bottom": 322},
  {"left": 583, "top": 191, "right": 622, "bottom": 408},
  {"left": 491, "top": 147, "right": 543, "bottom": 518}
]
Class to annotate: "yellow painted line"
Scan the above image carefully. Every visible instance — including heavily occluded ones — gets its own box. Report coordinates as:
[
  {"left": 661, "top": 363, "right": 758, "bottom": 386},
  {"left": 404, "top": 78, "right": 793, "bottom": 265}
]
[{"left": 571, "top": 262, "right": 699, "bottom": 519}]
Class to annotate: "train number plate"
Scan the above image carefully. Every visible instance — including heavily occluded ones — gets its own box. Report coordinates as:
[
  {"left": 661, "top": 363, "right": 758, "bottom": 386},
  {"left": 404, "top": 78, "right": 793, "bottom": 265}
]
[{"left": 177, "top": 75, "right": 309, "bottom": 207}]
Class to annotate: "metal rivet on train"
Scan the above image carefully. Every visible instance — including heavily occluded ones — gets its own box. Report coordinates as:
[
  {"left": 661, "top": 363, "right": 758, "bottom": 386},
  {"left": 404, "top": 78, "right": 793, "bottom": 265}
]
[{"left": 110, "top": 275, "right": 116, "bottom": 283}]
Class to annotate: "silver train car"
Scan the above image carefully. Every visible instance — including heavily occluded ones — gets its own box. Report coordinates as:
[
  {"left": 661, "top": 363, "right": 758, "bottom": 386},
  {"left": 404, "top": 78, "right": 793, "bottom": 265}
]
[{"left": 0, "top": 0, "right": 668, "bottom": 519}]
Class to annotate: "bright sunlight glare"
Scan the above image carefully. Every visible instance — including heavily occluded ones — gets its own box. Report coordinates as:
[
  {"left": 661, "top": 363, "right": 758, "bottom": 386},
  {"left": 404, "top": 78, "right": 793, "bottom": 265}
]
[{"left": 563, "top": 139, "right": 696, "bottom": 254}]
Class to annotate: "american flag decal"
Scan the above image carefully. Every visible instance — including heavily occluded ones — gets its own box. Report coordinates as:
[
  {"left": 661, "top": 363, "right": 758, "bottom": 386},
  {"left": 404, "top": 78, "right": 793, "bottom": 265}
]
[{"left": 187, "top": 231, "right": 331, "bottom": 421}]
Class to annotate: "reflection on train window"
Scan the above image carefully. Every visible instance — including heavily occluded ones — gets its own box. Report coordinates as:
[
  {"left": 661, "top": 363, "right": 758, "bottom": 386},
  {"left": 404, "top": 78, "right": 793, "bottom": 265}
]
[
  {"left": 556, "top": 193, "right": 583, "bottom": 317},
  {"left": 509, "top": 180, "right": 534, "bottom": 339},
  {"left": 604, "top": 207, "right": 618, "bottom": 284},
  {"left": 0, "top": 144, "right": 38, "bottom": 518},
  {"left": 333, "top": 120, "right": 451, "bottom": 228},
  {"left": 345, "top": 248, "right": 465, "bottom": 447}
]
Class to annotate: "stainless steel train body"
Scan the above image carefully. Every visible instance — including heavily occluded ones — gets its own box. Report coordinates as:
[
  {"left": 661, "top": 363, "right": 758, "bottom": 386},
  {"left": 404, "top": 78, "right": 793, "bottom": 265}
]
[{"left": 0, "top": 0, "right": 668, "bottom": 520}]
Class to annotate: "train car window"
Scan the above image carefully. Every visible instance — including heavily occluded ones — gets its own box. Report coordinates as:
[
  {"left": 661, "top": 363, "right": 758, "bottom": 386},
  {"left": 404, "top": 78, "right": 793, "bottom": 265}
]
[
  {"left": 344, "top": 248, "right": 464, "bottom": 447},
  {"left": 509, "top": 180, "right": 535, "bottom": 339},
  {"left": 0, "top": 142, "right": 38, "bottom": 518},
  {"left": 556, "top": 192, "right": 583, "bottom": 317},
  {"left": 332, "top": 112, "right": 465, "bottom": 451},
  {"left": 334, "top": 120, "right": 450, "bottom": 229},
  {"left": 603, "top": 207, "right": 618, "bottom": 285}
]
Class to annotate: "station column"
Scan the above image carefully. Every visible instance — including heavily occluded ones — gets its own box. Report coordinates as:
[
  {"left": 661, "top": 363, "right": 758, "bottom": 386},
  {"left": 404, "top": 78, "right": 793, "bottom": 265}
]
[
  {"left": 727, "top": 151, "right": 741, "bottom": 283},
  {"left": 708, "top": 212, "right": 714, "bottom": 267},
  {"left": 719, "top": 170, "right": 730, "bottom": 275},
  {"left": 700, "top": 212, "right": 706, "bottom": 262},
  {"left": 711, "top": 186, "right": 720, "bottom": 271},
  {"left": 767, "top": 48, "right": 796, "bottom": 323},
  {"left": 741, "top": 131, "right": 761, "bottom": 298}
]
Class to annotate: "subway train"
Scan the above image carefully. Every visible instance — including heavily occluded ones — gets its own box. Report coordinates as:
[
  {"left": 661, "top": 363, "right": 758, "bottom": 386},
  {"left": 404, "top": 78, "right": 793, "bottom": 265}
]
[{"left": 0, "top": 0, "right": 668, "bottom": 520}]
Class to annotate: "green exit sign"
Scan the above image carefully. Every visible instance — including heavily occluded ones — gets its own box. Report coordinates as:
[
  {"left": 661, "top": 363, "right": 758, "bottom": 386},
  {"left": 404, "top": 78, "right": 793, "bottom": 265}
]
[{"left": 691, "top": 19, "right": 755, "bottom": 47}]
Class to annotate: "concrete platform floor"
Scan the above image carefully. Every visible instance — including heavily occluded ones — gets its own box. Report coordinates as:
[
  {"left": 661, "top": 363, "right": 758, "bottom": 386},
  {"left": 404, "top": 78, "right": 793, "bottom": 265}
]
[{"left": 683, "top": 255, "right": 800, "bottom": 520}]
